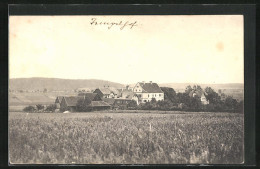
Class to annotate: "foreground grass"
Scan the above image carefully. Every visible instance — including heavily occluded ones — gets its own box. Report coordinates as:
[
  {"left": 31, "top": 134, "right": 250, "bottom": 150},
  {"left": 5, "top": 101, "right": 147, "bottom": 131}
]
[{"left": 9, "top": 112, "right": 243, "bottom": 164}]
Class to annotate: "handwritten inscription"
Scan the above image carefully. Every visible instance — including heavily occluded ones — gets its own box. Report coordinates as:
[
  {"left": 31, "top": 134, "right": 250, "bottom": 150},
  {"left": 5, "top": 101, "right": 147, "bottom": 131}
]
[{"left": 90, "top": 18, "right": 138, "bottom": 30}]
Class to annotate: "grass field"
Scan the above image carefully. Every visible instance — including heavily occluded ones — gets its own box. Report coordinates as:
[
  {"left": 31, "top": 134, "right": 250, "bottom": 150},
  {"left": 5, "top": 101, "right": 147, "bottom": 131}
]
[{"left": 9, "top": 111, "right": 244, "bottom": 164}]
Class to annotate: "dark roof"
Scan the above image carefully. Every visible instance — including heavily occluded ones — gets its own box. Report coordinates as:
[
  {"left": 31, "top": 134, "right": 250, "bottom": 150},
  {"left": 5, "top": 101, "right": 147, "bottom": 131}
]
[
  {"left": 90, "top": 101, "right": 111, "bottom": 107},
  {"left": 102, "top": 98, "right": 115, "bottom": 105},
  {"left": 138, "top": 82, "right": 163, "bottom": 93},
  {"left": 78, "top": 93, "right": 101, "bottom": 101},
  {"left": 97, "top": 87, "right": 120, "bottom": 95},
  {"left": 63, "top": 96, "right": 84, "bottom": 107}
]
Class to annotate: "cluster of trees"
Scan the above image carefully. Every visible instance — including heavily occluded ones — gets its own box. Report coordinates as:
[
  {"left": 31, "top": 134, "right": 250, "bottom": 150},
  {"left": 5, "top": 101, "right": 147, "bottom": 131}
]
[
  {"left": 125, "top": 85, "right": 243, "bottom": 113},
  {"left": 76, "top": 98, "right": 93, "bottom": 112},
  {"left": 23, "top": 104, "right": 56, "bottom": 113}
]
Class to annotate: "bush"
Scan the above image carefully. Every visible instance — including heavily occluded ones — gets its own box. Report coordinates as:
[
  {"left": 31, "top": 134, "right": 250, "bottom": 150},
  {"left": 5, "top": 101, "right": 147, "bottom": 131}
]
[
  {"left": 45, "top": 104, "right": 56, "bottom": 112},
  {"left": 127, "top": 100, "right": 138, "bottom": 110},
  {"left": 76, "top": 98, "right": 92, "bottom": 112},
  {"left": 23, "top": 106, "right": 36, "bottom": 112},
  {"left": 36, "top": 104, "right": 44, "bottom": 111}
]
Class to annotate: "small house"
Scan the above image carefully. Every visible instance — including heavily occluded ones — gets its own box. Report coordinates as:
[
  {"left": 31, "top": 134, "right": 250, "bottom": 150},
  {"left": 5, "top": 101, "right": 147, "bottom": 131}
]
[
  {"left": 189, "top": 90, "right": 209, "bottom": 105},
  {"left": 60, "top": 96, "right": 84, "bottom": 112}
]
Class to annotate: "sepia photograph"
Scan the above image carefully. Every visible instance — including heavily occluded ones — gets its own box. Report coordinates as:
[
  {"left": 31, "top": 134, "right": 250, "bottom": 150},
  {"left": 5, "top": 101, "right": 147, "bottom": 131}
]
[{"left": 9, "top": 14, "right": 244, "bottom": 164}]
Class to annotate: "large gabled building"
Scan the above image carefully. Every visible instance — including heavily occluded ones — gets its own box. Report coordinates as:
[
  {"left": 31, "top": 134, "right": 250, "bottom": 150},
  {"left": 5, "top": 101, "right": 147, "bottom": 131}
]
[{"left": 133, "top": 81, "right": 164, "bottom": 104}]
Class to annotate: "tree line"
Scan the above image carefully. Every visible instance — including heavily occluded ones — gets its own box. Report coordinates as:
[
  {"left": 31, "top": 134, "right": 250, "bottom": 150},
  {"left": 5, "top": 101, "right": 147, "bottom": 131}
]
[
  {"left": 126, "top": 85, "right": 243, "bottom": 113},
  {"left": 23, "top": 85, "right": 243, "bottom": 113}
]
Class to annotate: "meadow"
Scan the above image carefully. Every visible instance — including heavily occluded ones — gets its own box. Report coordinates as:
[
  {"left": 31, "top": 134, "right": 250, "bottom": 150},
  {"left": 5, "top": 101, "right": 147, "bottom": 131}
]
[{"left": 9, "top": 111, "right": 244, "bottom": 164}]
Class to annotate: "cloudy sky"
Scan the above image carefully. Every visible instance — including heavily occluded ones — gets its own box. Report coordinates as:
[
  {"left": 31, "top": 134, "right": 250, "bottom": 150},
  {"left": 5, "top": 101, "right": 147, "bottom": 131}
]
[{"left": 9, "top": 15, "right": 243, "bottom": 84}]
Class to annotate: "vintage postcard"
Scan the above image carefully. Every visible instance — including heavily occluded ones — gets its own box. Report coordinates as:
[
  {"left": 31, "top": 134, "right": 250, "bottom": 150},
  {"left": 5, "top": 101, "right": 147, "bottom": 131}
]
[{"left": 9, "top": 15, "right": 244, "bottom": 164}]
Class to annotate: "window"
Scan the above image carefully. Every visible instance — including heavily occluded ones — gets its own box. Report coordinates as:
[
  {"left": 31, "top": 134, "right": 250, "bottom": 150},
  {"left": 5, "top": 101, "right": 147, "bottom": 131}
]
[
  {"left": 144, "top": 100, "right": 147, "bottom": 102},
  {"left": 159, "top": 94, "right": 161, "bottom": 97},
  {"left": 148, "top": 94, "right": 149, "bottom": 97}
]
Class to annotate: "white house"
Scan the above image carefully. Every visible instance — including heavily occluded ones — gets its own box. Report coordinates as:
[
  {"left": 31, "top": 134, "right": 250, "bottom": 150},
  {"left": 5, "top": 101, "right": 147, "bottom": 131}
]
[{"left": 133, "top": 81, "right": 164, "bottom": 104}]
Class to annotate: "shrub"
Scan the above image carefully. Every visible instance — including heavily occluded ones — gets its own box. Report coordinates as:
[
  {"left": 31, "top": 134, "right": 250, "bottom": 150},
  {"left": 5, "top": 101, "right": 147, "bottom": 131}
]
[
  {"left": 23, "top": 106, "right": 36, "bottom": 112},
  {"left": 45, "top": 104, "right": 56, "bottom": 112},
  {"left": 36, "top": 104, "right": 44, "bottom": 111}
]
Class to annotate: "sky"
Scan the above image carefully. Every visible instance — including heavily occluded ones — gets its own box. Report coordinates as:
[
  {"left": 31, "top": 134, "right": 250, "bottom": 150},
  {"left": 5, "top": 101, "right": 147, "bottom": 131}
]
[{"left": 9, "top": 15, "right": 244, "bottom": 84}]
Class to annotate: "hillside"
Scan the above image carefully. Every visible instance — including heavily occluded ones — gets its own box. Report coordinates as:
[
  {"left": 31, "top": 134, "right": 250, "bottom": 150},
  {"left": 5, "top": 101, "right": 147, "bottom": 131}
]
[{"left": 9, "top": 78, "right": 124, "bottom": 91}]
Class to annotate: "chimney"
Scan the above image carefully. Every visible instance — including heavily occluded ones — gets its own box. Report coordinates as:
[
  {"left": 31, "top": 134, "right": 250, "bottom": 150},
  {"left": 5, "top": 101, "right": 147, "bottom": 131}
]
[
  {"left": 142, "top": 81, "right": 145, "bottom": 83},
  {"left": 126, "top": 85, "right": 129, "bottom": 90},
  {"left": 150, "top": 81, "right": 152, "bottom": 84}
]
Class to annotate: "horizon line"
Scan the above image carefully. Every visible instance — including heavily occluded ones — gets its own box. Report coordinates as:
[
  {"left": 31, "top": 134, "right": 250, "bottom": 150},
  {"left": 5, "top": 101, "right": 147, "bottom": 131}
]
[{"left": 9, "top": 77, "right": 244, "bottom": 85}]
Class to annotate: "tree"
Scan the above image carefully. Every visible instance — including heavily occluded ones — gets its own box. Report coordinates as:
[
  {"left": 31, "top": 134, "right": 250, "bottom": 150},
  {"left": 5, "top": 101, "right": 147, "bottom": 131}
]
[
  {"left": 160, "top": 87, "right": 177, "bottom": 103},
  {"left": 46, "top": 104, "right": 56, "bottom": 112},
  {"left": 127, "top": 100, "right": 137, "bottom": 109},
  {"left": 76, "top": 98, "right": 92, "bottom": 112},
  {"left": 36, "top": 104, "right": 44, "bottom": 111},
  {"left": 185, "top": 85, "right": 193, "bottom": 94},
  {"left": 204, "top": 87, "right": 221, "bottom": 104},
  {"left": 23, "top": 106, "right": 36, "bottom": 112},
  {"left": 224, "top": 96, "right": 238, "bottom": 111}
]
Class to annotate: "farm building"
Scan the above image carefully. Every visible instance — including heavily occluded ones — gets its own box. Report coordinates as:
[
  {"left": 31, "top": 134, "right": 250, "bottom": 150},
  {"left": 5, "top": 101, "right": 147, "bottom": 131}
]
[
  {"left": 78, "top": 92, "right": 102, "bottom": 101},
  {"left": 102, "top": 98, "right": 115, "bottom": 106},
  {"left": 90, "top": 101, "right": 111, "bottom": 111},
  {"left": 59, "top": 93, "right": 111, "bottom": 112},
  {"left": 60, "top": 96, "right": 84, "bottom": 112},
  {"left": 93, "top": 86, "right": 120, "bottom": 98},
  {"left": 189, "top": 89, "right": 209, "bottom": 105},
  {"left": 133, "top": 81, "right": 164, "bottom": 104}
]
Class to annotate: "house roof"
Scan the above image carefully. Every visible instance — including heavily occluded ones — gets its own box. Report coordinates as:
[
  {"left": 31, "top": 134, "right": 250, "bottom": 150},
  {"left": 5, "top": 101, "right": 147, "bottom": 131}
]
[
  {"left": 90, "top": 101, "right": 111, "bottom": 107},
  {"left": 97, "top": 87, "right": 120, "bottom": 95},
  {"left": 121, "top": 89, "right": 134, "bottom": 99},
  {"left": 102, "top": 98, "right": 115, "bottom": 105},
  {"left": 138, "top": 82, "right": 163, "bottom": 93},
  {"left": 63, "top": 96, "right": 84, "bottom": 107},
  {"left": 189, "top": 90, "right": 207, "bottom": 98},
  {"left": 78, "top": 93, "right": 101, "bottom": 101}
]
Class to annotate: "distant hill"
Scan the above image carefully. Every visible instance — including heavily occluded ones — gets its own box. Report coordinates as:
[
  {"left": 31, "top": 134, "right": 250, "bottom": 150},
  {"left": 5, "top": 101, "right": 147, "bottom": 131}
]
[
  {"left": 9, "top": 78, "right": 124, "bottom": 91},
  {"left": 159, "top": 83, "right": 244, "bottom": 91}
]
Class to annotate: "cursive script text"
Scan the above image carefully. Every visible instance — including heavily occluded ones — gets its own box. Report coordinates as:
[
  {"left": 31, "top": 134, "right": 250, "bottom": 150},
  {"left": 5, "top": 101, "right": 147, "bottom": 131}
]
[{"left": 90, "top": 18, "right": 138, "bottom": 30}]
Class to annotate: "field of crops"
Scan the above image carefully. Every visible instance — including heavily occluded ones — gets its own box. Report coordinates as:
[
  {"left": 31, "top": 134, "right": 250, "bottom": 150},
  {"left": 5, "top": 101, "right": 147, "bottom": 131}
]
[{"left": 9, "top": 111, "right": 244, "bottom": 164}]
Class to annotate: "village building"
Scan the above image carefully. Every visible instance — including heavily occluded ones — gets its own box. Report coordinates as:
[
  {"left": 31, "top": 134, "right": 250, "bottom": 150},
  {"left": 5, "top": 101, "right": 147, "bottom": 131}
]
[
  {"left": 188, "top": 90, "right": 209, "bottom": 105},
  {"left": 60, "top": 96, "right": 84, "bottom": 112},
  {"left": 59, "top": 93, "right": 111, "bottom": 112},
  {"left": 102, "top": 98, "right": 115, "bottom": 106},
  {"left": 93, "top": 86, "right": 120, "bottom": 98},
  {"left": 89, "top": 101, "right": 111, "bottom": 111},
  {"left": 78, "top": 92, "right": 102, "bottom": 101},
  {"left": 132, "top": 81, "right": 164, "bottom": 104}
]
